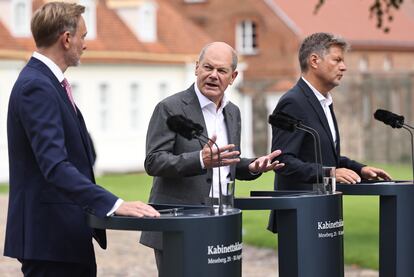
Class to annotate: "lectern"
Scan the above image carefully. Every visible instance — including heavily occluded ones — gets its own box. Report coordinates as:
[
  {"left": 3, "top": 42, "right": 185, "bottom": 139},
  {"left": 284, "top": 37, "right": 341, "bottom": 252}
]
[
  {"left": 87, "top": 205, "right": 242, "bottom": 277},
  {"left": 235, "top": 191, "right": 344, "bottom": 277},
  {"left": 337, "top": 181, "right": 414, "bottom": 277}
]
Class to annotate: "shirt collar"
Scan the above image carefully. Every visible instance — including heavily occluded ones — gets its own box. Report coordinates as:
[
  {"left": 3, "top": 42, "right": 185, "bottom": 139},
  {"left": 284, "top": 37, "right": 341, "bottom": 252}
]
[
  {"left": 194, "top": 82, "right": 229, "bottom": 111},
  {"left": 301, "top": 76, "right": 333, "bottom": 106},
  {"left": 32, "top": 51, "right": 65, "bottom": 83}
]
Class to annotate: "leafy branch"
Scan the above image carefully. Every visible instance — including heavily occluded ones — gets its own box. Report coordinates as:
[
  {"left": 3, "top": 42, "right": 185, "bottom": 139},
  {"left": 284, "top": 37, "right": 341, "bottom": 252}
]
[{"left": 314, "top": 0, "right": 404, "bottom": 33}]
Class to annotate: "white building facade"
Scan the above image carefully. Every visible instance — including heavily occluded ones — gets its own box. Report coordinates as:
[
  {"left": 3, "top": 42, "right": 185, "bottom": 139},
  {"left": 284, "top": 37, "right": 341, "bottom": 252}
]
[{"left": 0, "top": 0, "right": 253, "bottom": 182}]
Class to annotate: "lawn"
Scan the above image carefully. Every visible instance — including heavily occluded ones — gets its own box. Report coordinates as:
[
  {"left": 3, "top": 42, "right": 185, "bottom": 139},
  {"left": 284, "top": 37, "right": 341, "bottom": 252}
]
[
  {"left": 95, "top": 163, "right": 411, "bottom": 270},
  {"left": 0, "top": 162, "right": 411, "bottom": 270}
]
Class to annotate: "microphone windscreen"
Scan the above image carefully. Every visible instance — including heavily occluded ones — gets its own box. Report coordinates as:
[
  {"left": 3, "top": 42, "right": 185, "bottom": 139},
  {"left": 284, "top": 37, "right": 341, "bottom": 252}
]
[
  {"left": 268, "top": 112, "right": 297, "bottom": 132},
  {"left": 374, "top": 109, "right": 404, "bottom": 128},
  {"left": 166, "top": 115, "right": 204, "bottom": 140}
]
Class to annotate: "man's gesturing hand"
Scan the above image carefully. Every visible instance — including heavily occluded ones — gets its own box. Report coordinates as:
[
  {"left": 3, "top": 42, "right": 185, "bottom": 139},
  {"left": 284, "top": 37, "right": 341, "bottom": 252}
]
[
  {"left": 202, "top": 135, "right": 240, "bottom": 168},
  {"left": 248, "top": 150, "right": 285, "bottom": 174}
]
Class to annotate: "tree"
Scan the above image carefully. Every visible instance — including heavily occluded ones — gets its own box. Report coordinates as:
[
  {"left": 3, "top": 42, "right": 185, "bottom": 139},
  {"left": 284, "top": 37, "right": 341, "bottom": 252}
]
[{"left": 314, "top": 0, "right": 405, "bottom": 33}]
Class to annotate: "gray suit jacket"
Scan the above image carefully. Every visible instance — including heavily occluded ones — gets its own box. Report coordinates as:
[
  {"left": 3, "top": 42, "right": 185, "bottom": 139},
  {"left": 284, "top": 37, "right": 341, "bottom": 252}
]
[{"left": 140, "top": 84, "right": 259, "bottom": 250}]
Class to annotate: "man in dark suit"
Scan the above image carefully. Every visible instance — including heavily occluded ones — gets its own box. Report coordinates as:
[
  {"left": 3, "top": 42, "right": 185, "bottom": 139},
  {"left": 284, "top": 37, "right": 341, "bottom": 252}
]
[
  {"left": 4, "top": 2, "right": 159, "bottom": 276},
  {"left": 140, "top": 41, "right": 284, "bottom": 274},
  {"left": 268, "top": 32, "right": 392, "bottom": 232},
  {"left": 270, "top": 32, "right": 391, "bottom": 191}
]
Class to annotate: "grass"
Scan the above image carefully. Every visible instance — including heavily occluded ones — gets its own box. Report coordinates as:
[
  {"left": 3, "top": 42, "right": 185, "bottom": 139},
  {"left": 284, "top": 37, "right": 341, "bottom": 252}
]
[
  {"left": 0, "top": 185, "right": 9, "bottom": 194},
  {"left": 343, "top": 196, "right": 380, "bottom": 269},
  {"left": 96, "top": 163, "right": 411, "bottom": 270},
  {"left": 341, "top": 162, "right": 412, "bottom": 269},
  {"left": 1, "top": 162, "right": 411, "bottom": 269}
]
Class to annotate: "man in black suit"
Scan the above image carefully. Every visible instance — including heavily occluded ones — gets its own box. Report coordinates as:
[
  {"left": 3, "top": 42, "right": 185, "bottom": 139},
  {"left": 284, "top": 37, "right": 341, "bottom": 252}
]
[
  {"left": 271, "top": 32, "right": 391, "bottom": 191},
  {"left": 4, "top": 2, "right": 159, "bottom": 276},
  {"left": 140, "top": 41, "right": 285, "bottom": 274}
]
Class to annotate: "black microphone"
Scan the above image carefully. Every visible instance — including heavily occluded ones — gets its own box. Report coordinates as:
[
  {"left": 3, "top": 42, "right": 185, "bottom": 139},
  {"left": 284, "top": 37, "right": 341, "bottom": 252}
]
[
  {"left": 374, "top": 109, "right": 404, "bottom": 129},
  {"left": 268, "top": 111, "right": 300, "bottom": 132},
  {"left": 166, "top": 114, "right": 225, "bottom": 214},
  {"left": 269, "top": 111, "right": 325, "bottom": 192},
  {"left": 373, "top": 109, "right": 414, "bottom": 181},
  {"left": 166, "top": 115, "right": 203, "bottom": 140}
]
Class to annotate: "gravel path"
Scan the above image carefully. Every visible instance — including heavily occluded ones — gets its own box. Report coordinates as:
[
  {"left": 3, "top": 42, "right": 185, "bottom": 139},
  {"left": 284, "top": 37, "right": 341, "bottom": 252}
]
[{"left": 0, "top": 195, "right": 378, "bottom": 276}]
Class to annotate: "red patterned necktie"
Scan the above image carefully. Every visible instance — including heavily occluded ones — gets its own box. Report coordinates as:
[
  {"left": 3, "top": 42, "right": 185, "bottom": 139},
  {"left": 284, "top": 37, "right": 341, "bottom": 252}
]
[{"left": 61, "top": 78, "right": 76, "bottom": 112}]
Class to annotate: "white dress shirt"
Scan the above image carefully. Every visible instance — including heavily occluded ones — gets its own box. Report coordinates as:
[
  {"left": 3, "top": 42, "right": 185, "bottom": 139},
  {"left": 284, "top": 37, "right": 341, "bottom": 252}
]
[
  {"left": 32, "top": 52, "right": 122, "bottom": 216},
  {"left": 194, "top": 84, "right": 231, "bottom": 198},
  {"left": 302, "top": 77, "right": 337, "bottom": 146}
]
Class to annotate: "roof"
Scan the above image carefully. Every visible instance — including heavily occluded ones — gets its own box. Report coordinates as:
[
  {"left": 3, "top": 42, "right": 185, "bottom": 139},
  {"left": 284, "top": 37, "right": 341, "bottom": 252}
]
[
  {"left": 0, "top": 0, "right": 212, "bottom": 63},
  {"left": 268, "top": 0, "right": 414, "bottom": 50}
]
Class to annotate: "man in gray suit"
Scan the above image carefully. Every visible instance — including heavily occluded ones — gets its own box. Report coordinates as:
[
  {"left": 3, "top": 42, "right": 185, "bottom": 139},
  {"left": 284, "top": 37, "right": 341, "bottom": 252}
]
[{"left": 140, "top": 41, "right": 284, "bottom": 273}]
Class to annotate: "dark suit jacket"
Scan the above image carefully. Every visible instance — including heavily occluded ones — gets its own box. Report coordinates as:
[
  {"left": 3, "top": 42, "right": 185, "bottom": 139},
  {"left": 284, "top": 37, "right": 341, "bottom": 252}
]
[
  {"left": 271, "top": 78, "right": 364, "bottom": 190},
  {"left": 4, "top": 57, "right": 118, "bottom": 265},
  {"left": 267, "top": 78, "right": 364, "bottom": 232},
  {"left": 140, "top": 84, "right": 259, "bottom": 250}
]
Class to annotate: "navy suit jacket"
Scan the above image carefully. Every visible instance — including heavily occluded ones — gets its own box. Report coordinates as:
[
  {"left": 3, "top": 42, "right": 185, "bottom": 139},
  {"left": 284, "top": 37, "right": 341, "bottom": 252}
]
[
  {"left": 4, "top": 57, "right": 118, "bottom": 264},
  {"left": 272, "top": 78, "right": 364, "bottom": 190}
]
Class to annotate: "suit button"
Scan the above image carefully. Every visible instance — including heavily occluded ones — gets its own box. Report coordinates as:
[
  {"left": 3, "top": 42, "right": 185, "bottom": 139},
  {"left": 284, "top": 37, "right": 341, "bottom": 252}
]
[{"left": 206, "top": 178, "right": 212, "bottom": 183}]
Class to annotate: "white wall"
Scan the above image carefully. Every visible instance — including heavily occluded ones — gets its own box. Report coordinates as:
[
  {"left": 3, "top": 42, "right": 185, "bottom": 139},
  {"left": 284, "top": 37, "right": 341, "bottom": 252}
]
[
  {"left": 0, "top": 60, "right": 25, "bottom": 182},
  {"left": 65, "top": 63, "right": 188, "bottom": 174},
  {"left": 0, "top": 59, "right": 251, "bottom": 182},
  {"left": 66, "top": 62, "right": 250, "bottom": 175},
  {"left": 266, "top": 93, "right": 283, "bottom": 152}
]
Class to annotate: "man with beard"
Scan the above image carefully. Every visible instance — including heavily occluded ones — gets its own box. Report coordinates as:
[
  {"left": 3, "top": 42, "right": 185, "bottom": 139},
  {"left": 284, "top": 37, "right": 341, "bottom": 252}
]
[
  {"left": 4, "top": 2, "right": 159, "bottom": 276},
  {"left": 268, "top": 32, "right": 391, "bottom": 231}
]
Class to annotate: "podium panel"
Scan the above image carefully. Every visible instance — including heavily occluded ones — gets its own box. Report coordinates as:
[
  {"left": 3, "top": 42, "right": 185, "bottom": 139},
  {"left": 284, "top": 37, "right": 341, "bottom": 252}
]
[
  {"left": 337, "top": 181, "right": 414, "bottom": 277},
  {"left": 235, "top": 191, "right": 344, "bottom": 277},
  {"left": 88, "top": 205, "right": 242, "bottom": 277}
]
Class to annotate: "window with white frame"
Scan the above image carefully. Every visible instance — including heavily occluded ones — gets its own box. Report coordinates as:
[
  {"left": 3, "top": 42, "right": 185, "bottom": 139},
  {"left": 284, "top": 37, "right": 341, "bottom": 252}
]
[
  {"left": 358, "top": 57, "right": 368, "bottom": 72},
  {"left": 12, "top": 0, "right": 31, "bottom": 37},
  {"left": 129, "top": 83, "right": 140, "bottom": 129},
  {"left": 99, "top": 83, "right": 110, "bottom": 131},
  {"left": 137, "top": 1, "right": 157, "bottom": 42},
  {"left": 159, "top": 82, "right": 168, "bottom": 100},
  {"left": 383, "top": 55, "right": 392, "bottom": 71},
  {"left": 236, "top": 20, "right": 258, "bottom": 55},
  {"left": 79, "top": 0, "right": 96, "bottom": 39}
]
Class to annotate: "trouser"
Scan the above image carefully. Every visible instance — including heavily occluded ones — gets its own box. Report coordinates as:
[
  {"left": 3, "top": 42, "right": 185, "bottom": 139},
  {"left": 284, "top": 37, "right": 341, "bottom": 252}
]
[
  {"left": 19, "top": 259, "right": 97, "bottom": 277},
  {"left": 154, "top": 249, "right": 163, "bottom": 277}
]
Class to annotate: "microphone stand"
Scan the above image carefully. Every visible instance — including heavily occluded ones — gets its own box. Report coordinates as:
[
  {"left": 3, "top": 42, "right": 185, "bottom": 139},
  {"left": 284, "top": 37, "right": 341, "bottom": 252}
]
[
  {"left": 297, "top": 124, "right": 324, "bottom": 192},
  {"left": 198, "top": 133, "right": 223, "bottom": 215},
  {"left": 196, "top": 137, "right": 217, "bottom": 214},
  {"left": 166, "top": 114, "right": 225, "bottom": 214},
  {"left": 268, "top": 112, "right": 324, "bottom": 193},
  {"left": 401, "top": 124, "right": 414, "bottom": 181}
]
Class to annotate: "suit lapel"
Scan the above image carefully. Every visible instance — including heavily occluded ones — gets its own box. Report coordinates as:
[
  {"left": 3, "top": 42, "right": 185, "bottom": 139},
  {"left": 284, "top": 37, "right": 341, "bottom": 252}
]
[
  {"left": 76, "top": 110, "right": 96, "bottom": 182},
  {"left": 298, "top": 79, "right": 338, "bottom": 158},
  {"left": 330, "top": 104, "right": 341, "bottom": 156},
  {"left": 30, "top": 58, "right": 78, "bottom": 120},
  {"left": 29, "top": 58, "right": 96, "bottom": 172},
  {"left": 181, "top": 85, "right": 209, "bottom": 141},
  {"left": 223, "top": 106, "right": 236, "bottom": 145},
  {"left": 223, "top": 106, "right": 237, "bottom": 181},
  {"left": 181, "top": 85, "right": 216, "bottom": 182}
]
